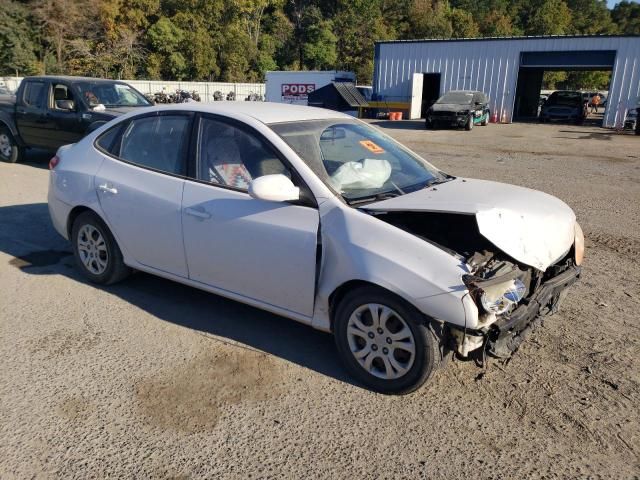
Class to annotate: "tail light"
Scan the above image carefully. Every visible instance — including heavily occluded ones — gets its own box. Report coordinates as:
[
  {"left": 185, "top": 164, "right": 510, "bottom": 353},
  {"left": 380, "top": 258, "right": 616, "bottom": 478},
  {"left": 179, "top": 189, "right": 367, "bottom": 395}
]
[{"left": 49, "top": 155, "right": 60, "bottom": 170}]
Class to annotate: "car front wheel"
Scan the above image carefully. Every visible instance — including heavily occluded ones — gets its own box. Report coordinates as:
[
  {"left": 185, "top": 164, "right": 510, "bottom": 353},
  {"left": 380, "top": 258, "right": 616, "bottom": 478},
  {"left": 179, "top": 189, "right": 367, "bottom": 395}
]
[
  {"left": 71, "top": 211, "right": 130, "bottom": 285},
  {"left": 334, "top": 286, "right": 440, "bottom": 394},
  {"left": 465, "top": 115, "right": 473, "bottom": 131},
  {"left": 0, "top": 127, "right": 20, "bottom": 163}
]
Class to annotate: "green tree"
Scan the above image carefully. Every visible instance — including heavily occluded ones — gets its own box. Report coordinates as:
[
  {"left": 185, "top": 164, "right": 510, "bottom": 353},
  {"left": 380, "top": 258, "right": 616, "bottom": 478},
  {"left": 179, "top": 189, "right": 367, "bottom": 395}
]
[
  {"left": 449, "top": 8, "right": 479, "bottom": 37},
  {"left": 407, "top": 0, "right": 453, "bottom": 38},
  {"left": 611, "top": 0, "right": 640, "bottom": 34},
  {"left": 564, "top": 0, "right": 616, "bottom": 34},
  {"left": 146, "top": 17, "right": 187, "bottom": 79},
  {"left": 0, "top": 0, "right": 40, "bottom": 75},
  {"left": 527, "top": 0, "right": 571, "bottom": 35},
  {"left": 333, "top": 0, "right": 392, "bottom": 81}
]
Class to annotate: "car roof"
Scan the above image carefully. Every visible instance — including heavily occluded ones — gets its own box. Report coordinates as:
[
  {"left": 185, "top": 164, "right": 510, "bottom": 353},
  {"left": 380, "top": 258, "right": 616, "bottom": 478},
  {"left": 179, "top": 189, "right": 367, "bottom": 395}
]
[
  {"left": 138, "top": 102, "right": 351, "bottom": 124},
  {"left": 26, "top": 75, "right": 131, "bottom": 83}
]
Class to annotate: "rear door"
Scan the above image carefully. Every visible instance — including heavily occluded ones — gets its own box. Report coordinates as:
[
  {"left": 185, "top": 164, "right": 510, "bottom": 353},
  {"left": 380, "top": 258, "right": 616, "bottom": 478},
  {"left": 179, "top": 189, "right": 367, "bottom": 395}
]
[
  {"left": 94, "top": 112, "right": 192, "bottom": 277},
  {"left": 181, "top": 114, "right": 319, "bottom": 318},
  {"left": 15, "top": 80, "right": 55, "bottom": 148}
]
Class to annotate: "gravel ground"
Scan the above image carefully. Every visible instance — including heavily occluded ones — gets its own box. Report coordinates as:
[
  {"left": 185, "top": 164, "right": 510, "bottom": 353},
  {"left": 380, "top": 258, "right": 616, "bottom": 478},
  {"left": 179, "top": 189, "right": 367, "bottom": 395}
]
[{"left": 1, "top": 120, "right": 639, "bottom": 479}]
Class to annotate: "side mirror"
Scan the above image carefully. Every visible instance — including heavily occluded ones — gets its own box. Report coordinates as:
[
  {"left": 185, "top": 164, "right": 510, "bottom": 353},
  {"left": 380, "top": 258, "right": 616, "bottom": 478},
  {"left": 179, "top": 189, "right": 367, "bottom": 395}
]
[
  {"left": 248, "top": 174, "right": 300, "bottom": 203},
  {"left": 56, "top": 99, "right": 75, "bottom": 111}
]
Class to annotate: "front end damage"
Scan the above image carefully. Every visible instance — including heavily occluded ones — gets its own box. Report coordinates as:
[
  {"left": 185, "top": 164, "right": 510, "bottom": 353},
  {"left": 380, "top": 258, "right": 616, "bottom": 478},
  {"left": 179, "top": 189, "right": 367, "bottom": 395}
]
[
  {"left": 370, "top": 210, "right": 583, "bottom": 360},
  {"left": 461, "top": 249, "right": 581, "bottom": 358}
]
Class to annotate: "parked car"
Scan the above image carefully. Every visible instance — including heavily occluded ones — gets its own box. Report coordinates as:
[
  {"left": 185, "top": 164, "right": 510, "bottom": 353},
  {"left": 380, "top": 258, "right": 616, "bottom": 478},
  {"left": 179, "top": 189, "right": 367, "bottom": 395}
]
[
  {"left": 48, "top": 103, "right": 583, "bottom": 394},
  {"left": 425, "top": 90, "right": 490, "bottom": 130},
  {"left": 540, "top": 90, "right": 587, "bottom": 124},
  {"left": 0, "top": 76, "right": 152, "bottom": 163}
]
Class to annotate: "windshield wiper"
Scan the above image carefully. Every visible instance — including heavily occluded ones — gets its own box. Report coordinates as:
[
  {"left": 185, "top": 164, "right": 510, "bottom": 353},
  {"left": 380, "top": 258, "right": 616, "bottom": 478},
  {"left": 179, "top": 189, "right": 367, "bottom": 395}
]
[{"left": 346, "top": 191, "right": 401, "bottom": 206}]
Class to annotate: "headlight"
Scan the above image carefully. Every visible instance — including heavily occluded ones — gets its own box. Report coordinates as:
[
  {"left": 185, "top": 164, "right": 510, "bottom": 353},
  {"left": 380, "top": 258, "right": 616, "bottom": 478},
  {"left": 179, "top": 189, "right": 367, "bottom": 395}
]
[
  {"left": 574, "top": 222, "right": 584, "bottom": 266},
  {"left": 478, "top": 278, "right": 526, "bottom": 314}
]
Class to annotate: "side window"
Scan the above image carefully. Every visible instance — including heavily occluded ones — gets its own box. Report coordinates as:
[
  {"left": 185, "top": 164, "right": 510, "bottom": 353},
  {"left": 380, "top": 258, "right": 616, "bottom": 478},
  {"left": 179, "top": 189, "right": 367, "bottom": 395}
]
[
  {"left": 22, "top": 82, "right": 46, "bottom": 108},
  {"left": 52, "top": 83, "right": 75, "bottom": 110},
  {"left": 118, "top": 115, "right": 190, "bottom": 175},
  {"left": 197, "top": 117, "right": 290, "bottom": 190},
  {"left": 95, "top": 124, "right": 123, "bottom": 154}
]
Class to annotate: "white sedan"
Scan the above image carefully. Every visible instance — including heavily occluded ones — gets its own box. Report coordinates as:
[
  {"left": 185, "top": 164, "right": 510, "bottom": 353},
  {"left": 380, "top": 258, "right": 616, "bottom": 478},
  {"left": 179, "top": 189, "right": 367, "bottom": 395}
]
[{"left": 47, "top": 103, "right": 583, "bottom": 394}]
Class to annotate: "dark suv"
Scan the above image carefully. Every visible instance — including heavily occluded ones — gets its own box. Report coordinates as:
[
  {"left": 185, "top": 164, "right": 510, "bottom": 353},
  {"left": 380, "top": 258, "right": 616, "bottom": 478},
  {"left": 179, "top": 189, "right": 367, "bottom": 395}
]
[
  {"left": 425, "top": 90, "right": 490, "bottom": 131},
  {"left": 539, "top": 91, "right": 586, "bottom": 124}
]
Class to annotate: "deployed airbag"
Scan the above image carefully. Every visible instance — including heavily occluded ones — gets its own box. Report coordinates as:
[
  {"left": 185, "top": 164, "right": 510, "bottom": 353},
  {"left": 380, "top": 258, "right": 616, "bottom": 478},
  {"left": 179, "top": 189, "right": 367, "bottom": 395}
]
[{"left": 330, "top": 159, "right": 391, "bottom": 192}]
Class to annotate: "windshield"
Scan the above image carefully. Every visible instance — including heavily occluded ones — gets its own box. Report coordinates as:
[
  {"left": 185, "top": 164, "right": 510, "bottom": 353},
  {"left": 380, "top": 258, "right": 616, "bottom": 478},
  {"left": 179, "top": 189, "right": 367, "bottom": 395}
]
[
  {"left": 73, "top": 81, "right": 151, "bottom": 108},
  {"left": 547, "top": 91, "right": 582, "bottom": 106},
  {"left": 437, "top": 92, "right": 473, "bottom": 104},
  {"left": 271, "top": 119, "right": 446, "bottom": 203}
]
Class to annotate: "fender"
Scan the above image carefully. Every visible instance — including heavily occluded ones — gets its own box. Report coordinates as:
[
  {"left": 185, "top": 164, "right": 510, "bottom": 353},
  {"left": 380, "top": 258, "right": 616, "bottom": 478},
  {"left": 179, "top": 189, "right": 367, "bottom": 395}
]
[{"left": 0, "top": 111, "right": 23, "bottom": 146}]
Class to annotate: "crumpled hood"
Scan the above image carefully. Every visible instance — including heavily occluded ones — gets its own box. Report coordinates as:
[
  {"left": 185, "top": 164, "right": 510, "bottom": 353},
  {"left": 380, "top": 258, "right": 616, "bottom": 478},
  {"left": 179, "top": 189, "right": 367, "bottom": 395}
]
[
  {"left": 364, "top": 178, "right": 576, "bottom": 270},
  {"left": 431, "top": 103, "right": 471, "bottom": 112}
]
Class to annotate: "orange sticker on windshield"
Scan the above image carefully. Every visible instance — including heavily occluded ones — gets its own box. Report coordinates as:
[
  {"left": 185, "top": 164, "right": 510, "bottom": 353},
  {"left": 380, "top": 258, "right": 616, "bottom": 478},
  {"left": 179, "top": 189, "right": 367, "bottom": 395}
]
[{"left": 359, "top": 140, "right": 385, "bottom": 154}]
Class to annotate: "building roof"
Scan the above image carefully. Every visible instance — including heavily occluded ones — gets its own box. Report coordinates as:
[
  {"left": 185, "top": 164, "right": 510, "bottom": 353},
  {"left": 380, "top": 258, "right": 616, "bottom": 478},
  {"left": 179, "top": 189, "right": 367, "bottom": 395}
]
[{"left": 375, "top": 34, "right": 640, "bottom": 45}]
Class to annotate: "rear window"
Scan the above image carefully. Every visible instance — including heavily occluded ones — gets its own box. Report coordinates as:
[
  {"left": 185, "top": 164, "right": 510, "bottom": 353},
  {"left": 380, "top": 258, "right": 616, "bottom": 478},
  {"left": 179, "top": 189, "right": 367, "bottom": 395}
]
[{"left": 22, "top": 82, "right": 46, "bottom": 108}]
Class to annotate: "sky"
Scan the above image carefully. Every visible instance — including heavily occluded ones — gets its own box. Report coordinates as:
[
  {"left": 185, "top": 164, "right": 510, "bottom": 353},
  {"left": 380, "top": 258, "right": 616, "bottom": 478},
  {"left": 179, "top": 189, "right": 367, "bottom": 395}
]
[{"left": 607, "top": 0, "right": 639, "bottom": 7}]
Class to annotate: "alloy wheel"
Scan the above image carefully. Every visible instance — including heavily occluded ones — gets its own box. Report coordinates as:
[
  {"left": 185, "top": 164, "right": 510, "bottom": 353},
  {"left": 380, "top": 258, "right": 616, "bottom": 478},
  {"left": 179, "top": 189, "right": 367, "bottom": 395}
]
[
  {"left": 77, "top": 224, "right": 109, "bottom": 275},
  {"left": 346, "top": 303, "right": 416, "bottom": 380},
  {"left": 0, "top": 133, "right": 12, "bottom": 158}
]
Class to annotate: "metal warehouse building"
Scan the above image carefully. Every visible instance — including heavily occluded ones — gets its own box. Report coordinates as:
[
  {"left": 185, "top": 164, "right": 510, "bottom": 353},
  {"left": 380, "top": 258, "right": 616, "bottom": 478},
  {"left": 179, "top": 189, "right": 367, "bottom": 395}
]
[{"left": 372, "top": 35, "right": 640, "bottom": 127}]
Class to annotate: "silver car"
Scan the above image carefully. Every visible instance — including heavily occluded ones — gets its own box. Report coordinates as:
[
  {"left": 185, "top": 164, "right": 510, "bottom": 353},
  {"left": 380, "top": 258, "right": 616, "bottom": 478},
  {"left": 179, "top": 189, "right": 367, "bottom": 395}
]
[{"left": 48, "top": 103, "right": 583, "bottom": 393}]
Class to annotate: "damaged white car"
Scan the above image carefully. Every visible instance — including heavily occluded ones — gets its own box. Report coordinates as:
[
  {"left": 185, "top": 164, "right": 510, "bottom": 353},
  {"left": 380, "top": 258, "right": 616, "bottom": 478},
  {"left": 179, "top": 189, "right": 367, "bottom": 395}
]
[{"left": 47, "top": 103, "right": 583, "bottom": 394}]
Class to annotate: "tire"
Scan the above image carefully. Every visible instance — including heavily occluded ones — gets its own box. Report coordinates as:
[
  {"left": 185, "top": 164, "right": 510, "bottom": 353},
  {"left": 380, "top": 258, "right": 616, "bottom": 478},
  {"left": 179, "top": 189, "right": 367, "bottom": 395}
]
[
  {"left": 71, "top": 211, "right": 130, "bottom": 285},
  {"left": 333, "top": 286, "right": 440, "bottom": 394},
  {"left": 465, "top": 115, "right": 473, "bottom": 131},
  {"left": 0, "top": 127, "right": 20, "bottom": 163},
  {"left": 481, "top": 111, "right": 489, "bottom": 126}
]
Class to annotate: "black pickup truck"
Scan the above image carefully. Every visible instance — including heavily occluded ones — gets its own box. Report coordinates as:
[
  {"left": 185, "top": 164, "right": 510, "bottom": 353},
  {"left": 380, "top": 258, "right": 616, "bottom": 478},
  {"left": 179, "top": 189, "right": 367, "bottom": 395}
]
[{"left": 0, "top": 76, "right": 152, "bottom": 163}]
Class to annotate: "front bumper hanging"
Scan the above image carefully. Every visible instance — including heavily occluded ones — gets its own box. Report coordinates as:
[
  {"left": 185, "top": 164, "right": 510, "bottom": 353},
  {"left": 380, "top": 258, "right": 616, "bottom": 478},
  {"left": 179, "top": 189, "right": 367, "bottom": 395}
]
[{"left": 488, "top": 264, "right": 582, "bottom": 358}]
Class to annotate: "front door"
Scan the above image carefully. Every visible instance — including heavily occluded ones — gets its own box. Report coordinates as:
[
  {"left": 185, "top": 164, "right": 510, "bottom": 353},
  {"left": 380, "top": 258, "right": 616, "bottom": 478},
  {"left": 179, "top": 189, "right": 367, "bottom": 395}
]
[
  {"left": 48, "top": 82, "right": 85, "bottom": 149},
  {"left": 181, "top": 115, "right": 319, "bottom": 318},
  {"left": 95, "top": 112, "right": 192, "bottom": 277}
]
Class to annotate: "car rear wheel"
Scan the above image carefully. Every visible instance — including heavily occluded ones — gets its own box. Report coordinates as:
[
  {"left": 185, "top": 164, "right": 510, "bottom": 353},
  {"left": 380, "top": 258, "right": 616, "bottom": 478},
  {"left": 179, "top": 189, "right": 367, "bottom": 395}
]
[
  {"left": 71, "top": 211, "right": 130, "bottom": 285},
  {"left": 465, "top": 115, "right": 473, "bottom": 131},
  {"left": 0, "top": 127, "right": 20, "bottom": 163},
  {"left": 334, "top": 286, "right": 440, "bottom": 394},
  {"left": 481, "top": 112, "right": 489, "bottom": 126}
]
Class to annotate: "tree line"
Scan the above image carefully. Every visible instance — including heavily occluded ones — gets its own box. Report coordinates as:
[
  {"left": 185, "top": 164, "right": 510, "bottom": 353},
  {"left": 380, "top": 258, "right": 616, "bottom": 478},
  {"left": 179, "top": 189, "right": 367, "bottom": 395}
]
[{"left": 1, "top": 0, "right": 638, "bottom": 86}]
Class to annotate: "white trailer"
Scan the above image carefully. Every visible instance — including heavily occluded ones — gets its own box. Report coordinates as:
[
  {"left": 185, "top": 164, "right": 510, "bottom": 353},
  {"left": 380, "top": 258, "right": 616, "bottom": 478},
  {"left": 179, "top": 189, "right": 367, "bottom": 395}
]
[{"left": 265, "top": 71, "right": 355, "bottom": 105}]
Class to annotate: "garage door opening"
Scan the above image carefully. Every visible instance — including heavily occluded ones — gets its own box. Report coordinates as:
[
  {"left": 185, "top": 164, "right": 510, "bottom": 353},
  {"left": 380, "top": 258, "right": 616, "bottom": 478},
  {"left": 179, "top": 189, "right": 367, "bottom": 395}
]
[
  {"left": 514, "top": 50, "right": 615, "bottom": 126},
  {"left": 409, "top": 73, "right": 441, "bottom": 119}
]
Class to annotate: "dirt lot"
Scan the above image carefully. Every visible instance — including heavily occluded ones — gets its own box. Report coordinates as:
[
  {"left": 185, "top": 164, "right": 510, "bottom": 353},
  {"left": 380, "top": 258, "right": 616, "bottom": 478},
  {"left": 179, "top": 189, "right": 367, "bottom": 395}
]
[{"left": 1, "top": 121, "right": 639, "bottom": 479}]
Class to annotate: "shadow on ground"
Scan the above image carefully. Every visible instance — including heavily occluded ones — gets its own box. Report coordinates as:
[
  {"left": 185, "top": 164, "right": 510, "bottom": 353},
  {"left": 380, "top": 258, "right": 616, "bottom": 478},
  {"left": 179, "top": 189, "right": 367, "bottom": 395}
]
[{"left": 0, "top": 202, "right": 351, "bottom": 386}]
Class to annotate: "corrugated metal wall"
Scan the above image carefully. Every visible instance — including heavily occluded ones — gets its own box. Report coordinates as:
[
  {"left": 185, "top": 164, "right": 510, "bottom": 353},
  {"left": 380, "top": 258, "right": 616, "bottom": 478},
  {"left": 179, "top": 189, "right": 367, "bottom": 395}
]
[{"left": 373, "top": 36, "right": 640, "bottom": 127}]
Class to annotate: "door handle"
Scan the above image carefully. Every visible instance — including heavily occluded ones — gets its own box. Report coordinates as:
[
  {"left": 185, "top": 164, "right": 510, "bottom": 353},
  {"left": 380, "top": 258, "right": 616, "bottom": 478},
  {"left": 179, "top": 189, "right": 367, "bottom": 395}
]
[
  {"left": 184, "top": 207, "right": 211, "bottom": 219},
  {"left": 97, "top": 184, "right": 118, "bottom": 195}
]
